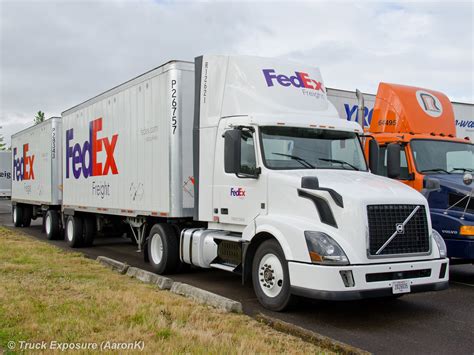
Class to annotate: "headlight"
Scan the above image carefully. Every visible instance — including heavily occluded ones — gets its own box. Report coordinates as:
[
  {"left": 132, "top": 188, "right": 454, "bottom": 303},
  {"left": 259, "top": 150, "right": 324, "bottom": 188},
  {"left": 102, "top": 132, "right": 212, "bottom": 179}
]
[
  {"left": 304, "top": 231, "right": 349, "bottom": 265},
  {"left": 432, "top": 229, "right": 447, "bottom": 258}
]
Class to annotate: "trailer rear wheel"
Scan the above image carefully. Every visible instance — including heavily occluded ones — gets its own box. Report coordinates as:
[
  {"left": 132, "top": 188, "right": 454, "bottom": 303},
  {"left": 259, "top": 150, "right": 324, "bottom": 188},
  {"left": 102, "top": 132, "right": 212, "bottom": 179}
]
[
  {"left": 65, "top": 215, "right": 84, "bottom": 248},
  {"left": 12, "top": 205, "right": 23, "bottom": 227},
  {"left": 252, "top": 239, "right": 293, "bottom": 311},
  {"left": 45, "top": 210, "right": 61, "bottom": 240},
  {"left": 22, "top": 205, "right": 32, "bottom": 227},
  {"left": 148, "top": 224, "right": 179, "bottom": 274},
  {"left": 82, "top": 216, "right": 96, "bottom": 247}
]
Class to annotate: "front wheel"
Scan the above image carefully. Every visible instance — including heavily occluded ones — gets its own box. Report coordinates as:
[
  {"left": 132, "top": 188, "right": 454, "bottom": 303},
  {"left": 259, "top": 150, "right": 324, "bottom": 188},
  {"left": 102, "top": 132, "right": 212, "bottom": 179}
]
[
  {"left": 252, "top": 239, "right": 293, "bottom": 311},
  {"left": 147, "top": 224, "right": 179, "bottom": 274}
]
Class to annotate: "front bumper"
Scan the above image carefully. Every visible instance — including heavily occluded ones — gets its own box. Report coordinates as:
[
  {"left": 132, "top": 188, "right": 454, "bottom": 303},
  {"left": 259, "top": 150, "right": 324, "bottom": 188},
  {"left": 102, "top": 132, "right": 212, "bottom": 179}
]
[{"left": 288, "top": 258, "right": 449, "bottom": 301}]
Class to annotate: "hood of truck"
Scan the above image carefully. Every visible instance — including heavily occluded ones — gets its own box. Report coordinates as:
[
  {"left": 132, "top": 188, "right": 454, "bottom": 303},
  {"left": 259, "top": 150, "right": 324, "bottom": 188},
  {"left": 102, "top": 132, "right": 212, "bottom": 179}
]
[
  {"left": 426, "top": 173, "right": 473, "bottom": 213},
  {"left": 266, "top": 169, "right": 434, "bottom": 264}
]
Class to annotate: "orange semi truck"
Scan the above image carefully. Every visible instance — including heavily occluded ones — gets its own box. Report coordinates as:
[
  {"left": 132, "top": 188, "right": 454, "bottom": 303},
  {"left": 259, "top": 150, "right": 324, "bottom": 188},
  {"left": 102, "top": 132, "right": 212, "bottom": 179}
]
[{"left": 364, "top": 83, "right": 474, "bottom": 262}]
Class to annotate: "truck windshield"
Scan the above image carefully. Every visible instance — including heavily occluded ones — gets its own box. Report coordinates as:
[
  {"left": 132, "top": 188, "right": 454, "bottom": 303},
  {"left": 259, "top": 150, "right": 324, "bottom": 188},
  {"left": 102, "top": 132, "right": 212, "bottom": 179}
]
[
  {"left": 260, "top": 126, "right": 367, "bottom": 171},
  {"left": 411, "top": 139, "right": 474, "bottom": 174}
]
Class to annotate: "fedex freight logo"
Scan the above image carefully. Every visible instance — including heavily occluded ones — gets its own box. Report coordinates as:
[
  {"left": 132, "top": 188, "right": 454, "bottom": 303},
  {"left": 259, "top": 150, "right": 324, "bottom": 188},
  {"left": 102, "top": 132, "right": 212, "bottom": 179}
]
[
  {"left": 262, "top": 69, "right": 326, "bottom": 93},
  {"left": 66, "top": 117, "right": 118, "bottom": 179},
  {"left": 416, "top": 90, "right": 443, "bottom": 118},
  {"left": 13, "top": 144, "right": 35, "bottom": 181},
  {"left": 230, "top": 187, "right": 246, "bottom": 198}
]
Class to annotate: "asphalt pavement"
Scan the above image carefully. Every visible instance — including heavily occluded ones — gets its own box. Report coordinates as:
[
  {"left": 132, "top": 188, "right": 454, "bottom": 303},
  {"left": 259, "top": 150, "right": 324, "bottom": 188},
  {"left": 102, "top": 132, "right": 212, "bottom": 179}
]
[{"left": 1, "top": 199, "right": 472, "bottom": 354}]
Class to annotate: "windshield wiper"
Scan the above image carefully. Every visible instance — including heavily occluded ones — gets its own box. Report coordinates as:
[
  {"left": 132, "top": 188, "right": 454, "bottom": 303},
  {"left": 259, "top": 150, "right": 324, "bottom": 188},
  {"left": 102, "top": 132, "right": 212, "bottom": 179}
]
[
  {"left": 318, "top": 158, "right": 360, "bottom": 171},
  {"left": 449, "top": 167, "right": 474, "bottom": 173},
  {"left": 420, "top": 168, "right": 451, "bottom": 174},
  {"left": 271, "top": 153, "right": 315, "bottom": 168}
]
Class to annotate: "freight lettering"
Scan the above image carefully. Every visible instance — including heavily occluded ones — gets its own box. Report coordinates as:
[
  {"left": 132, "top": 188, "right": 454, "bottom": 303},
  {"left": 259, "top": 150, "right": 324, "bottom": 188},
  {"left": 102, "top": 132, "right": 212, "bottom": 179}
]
[
  {"left": 13, "top": 144, "right": 35, "bottom": 181},
  {"left": 344, "top": 104, "right": 373, "bottom": 127},
  {"left": 0, "top": 171, "right": 11, "bottom": 179},
  {"left": 66, "top": 117, "right": 118, "bottom": 179},
  {"left": 262, "top": 69, "right": 325, "bottom": 93},
  {"left": 92, "top": 180, "right": 110, "bottom": 199}
]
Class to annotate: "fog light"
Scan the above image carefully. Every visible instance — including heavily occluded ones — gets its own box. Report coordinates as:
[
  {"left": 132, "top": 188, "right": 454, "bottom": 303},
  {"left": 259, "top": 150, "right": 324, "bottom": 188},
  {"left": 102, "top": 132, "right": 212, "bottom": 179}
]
[
  {"left": 460, "top": 225, "right": 474, "bottom": 236},
  {"left": 339, "top": 270, "right": 355, "bottom": 287}
]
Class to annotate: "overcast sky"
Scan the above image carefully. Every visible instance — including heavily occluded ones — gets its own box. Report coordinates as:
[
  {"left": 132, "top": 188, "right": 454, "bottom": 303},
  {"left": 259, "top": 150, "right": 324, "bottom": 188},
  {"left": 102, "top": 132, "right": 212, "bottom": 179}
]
[{"left": 1, "top": 0, "right": 473, "bottom": 146}]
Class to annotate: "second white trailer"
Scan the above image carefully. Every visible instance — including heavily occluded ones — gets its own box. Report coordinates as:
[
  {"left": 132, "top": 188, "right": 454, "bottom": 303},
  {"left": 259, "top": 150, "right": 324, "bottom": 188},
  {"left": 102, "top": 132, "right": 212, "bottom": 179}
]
[{"left": 0, "top": 151, "right": 12, "bottom": 198}]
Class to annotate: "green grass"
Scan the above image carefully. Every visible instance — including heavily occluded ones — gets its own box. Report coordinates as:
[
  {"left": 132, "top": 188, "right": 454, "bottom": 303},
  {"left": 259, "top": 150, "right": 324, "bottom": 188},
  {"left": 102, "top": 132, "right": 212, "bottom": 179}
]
[{"left": 0, "top": 226, "right": 332, "bottom": 354}]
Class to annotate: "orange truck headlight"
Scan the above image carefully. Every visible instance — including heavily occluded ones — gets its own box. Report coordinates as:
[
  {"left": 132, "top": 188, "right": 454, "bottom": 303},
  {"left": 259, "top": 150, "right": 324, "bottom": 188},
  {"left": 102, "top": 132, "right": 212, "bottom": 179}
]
[{"left": 459, "top": 226, "right": 474, "bottom": 236}]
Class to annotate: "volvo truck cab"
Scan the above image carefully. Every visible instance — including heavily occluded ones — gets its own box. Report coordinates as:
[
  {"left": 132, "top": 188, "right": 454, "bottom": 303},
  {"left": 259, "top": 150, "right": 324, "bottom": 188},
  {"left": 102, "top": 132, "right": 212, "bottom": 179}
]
[{"left": 173, "top": 56, "right": 449, "bottom": 310}]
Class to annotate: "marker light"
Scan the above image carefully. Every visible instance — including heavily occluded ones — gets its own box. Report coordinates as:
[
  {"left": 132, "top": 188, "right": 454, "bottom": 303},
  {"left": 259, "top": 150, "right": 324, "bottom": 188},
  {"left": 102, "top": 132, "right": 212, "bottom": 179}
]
[
  {"left": 459, "top": 225, "right": 474, "bottom": 236},
  {"left": 304, "top": 231, "right": 349, "bottom": 265}
]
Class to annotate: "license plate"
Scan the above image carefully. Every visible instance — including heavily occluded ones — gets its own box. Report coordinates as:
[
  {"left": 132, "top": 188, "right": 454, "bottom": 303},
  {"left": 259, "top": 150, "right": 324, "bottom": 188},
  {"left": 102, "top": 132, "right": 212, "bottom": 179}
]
[{"left": 392, "top": 280, "right": 411, "bottom": 294}]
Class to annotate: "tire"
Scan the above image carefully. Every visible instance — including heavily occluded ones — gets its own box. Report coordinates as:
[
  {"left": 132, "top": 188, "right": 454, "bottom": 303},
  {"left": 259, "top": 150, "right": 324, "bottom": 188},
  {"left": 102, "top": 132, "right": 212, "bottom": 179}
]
[
  {"left": 65, "top": 215, "right": 84, "bottom": 248},
  {"left": 12, "top": 205, "right": 23, "bottom": 227},
  {"left": 45, "top": 210, "right": 61, "bottom": 240},
  {"left": 147, "top": 223, "right": 179, "bottom": 274},
  {"left": 22, "top": 205, "right": 32, "bottom": 227},
  {"left": 252, "top": 239, "right": 293, "bottom": 311},
  {"left": 82, "top": 215, "right": 96, "bottom": 247}
]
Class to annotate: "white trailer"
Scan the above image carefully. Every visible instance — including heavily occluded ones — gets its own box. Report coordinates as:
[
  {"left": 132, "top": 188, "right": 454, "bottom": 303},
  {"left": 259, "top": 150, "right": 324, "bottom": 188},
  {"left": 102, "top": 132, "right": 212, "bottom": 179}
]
[
  {"left": 61, "top": 61, "right": 195, "bottom": 248},
  {"left": 49, "top": 55, "right": 449, "bottom": 311},
  {"left": 327, "top": 88, "right": 474, "bottom": 140},
  {"left": 11, "top": 117, "right": 62, "bottom": 237},
  {"left": 0, "top": 151, "right": 12, "bottom": 198}
]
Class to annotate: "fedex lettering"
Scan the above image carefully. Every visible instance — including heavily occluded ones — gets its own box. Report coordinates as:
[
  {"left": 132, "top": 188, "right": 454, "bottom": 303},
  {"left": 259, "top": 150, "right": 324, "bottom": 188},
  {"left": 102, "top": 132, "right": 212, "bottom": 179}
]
[
  {"left": 262, "top": 69, "right": 325, "bottom": 92},
  {"left": 66, "top": 117, "right": 118, "bottom": 179},
  {"left": 13, "top": 144, "right": 35, "bottom": 181},
  {"left": 230, "top": 187, "right": 246, "bottom": 197}
]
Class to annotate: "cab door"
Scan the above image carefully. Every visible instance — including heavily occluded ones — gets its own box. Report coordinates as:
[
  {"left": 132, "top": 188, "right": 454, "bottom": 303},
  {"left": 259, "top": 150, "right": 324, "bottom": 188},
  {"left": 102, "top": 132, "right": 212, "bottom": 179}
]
[{"left": 212, "top": 119, "right": 267, "bottom": 226}]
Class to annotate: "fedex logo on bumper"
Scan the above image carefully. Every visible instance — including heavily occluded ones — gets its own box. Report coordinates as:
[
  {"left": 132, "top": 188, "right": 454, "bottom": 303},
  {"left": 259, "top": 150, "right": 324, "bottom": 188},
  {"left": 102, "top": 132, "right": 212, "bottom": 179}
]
[
  {"left": 13, "top": 144, "right": 35, "bottom": 181},
  {"left": 262, "top": 69, "right": 325, "bottom": 92},
  {"left": 66, "top": 117, "right": 118, "bottom": 179}
]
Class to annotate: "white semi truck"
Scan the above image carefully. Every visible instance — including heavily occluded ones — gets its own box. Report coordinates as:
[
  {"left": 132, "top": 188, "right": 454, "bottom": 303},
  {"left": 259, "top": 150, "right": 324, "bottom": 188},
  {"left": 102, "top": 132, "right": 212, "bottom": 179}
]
[{"left": 12, "top": 56, "right": 449, "bottom": 310}]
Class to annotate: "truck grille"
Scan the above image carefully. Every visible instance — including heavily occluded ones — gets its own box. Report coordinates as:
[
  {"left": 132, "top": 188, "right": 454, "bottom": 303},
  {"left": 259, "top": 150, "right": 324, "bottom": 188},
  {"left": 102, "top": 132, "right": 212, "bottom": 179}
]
[{"left": 367, "top": 205, "right": 430, "bottom": 256}]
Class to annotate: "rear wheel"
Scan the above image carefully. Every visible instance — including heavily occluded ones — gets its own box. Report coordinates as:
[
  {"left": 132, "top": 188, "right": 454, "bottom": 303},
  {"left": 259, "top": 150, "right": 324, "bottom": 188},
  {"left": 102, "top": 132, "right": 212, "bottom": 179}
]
[
  {"left": 65, "top": 215, "right": 84, "bottom": 248},
  {"left": 45, "top": 210, "right": 61, "bottom": 240},
  {"left": 147, "top": 224, "right": 179, "bottom": 274},
  {"left": 82, "top": 215, "right": 96, "bottom": 247},
  {"left": 22, "top": 206, "right": 32, "bottom": 227},
  {"left": 12, "top": 205, "right": 23, "bottom": 227},
  {"left": 252, "top": 239, "right": 293, "bottom": 311}
]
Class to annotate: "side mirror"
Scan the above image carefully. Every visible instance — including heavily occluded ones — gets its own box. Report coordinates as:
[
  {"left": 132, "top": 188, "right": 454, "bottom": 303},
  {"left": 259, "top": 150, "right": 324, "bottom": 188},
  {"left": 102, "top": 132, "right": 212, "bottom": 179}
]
[
  {"left": 368, "top": 139, "right": 379, "bottom": 174},
  {"left": 387, "top": 143, "right": 401, "bottom": 178},
  {"left": 224, "top": 129, "right": 241, "bottom": 174}
]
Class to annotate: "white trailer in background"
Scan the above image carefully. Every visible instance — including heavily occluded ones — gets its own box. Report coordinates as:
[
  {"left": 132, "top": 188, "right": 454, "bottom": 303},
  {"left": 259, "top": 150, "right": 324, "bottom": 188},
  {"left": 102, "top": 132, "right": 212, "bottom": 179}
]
[
  {"left": 10, "top": 117, "right": 62, "bottom": 238},
  {"left": 0, "top": 151, "right": 12, "bottom": 198},
  {"left": 53, "top": 56, "right": 448, "bottom": 311},
  {"left": 327, "top": 88, "right": 474, "bottom": 140}
]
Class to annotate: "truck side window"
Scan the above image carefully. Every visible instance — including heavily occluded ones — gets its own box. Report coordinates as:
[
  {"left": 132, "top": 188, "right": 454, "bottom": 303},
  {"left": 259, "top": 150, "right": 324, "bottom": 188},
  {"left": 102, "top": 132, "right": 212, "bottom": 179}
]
[
  {"left": 378, "top": 146, "right": 410, "bottom": 179},
  {"left": 240, "top": 131, "right": 257, "bottom": 175}
]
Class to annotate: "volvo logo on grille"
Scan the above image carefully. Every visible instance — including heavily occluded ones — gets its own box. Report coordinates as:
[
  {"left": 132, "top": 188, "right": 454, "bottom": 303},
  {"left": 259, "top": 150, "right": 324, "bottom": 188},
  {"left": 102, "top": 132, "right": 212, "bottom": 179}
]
[
  {"left": 376, "top": 205, "right": 420, "bottom": 255},
  {"left": 396, "top": 223, "right": 405, "bottom": 234}
]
